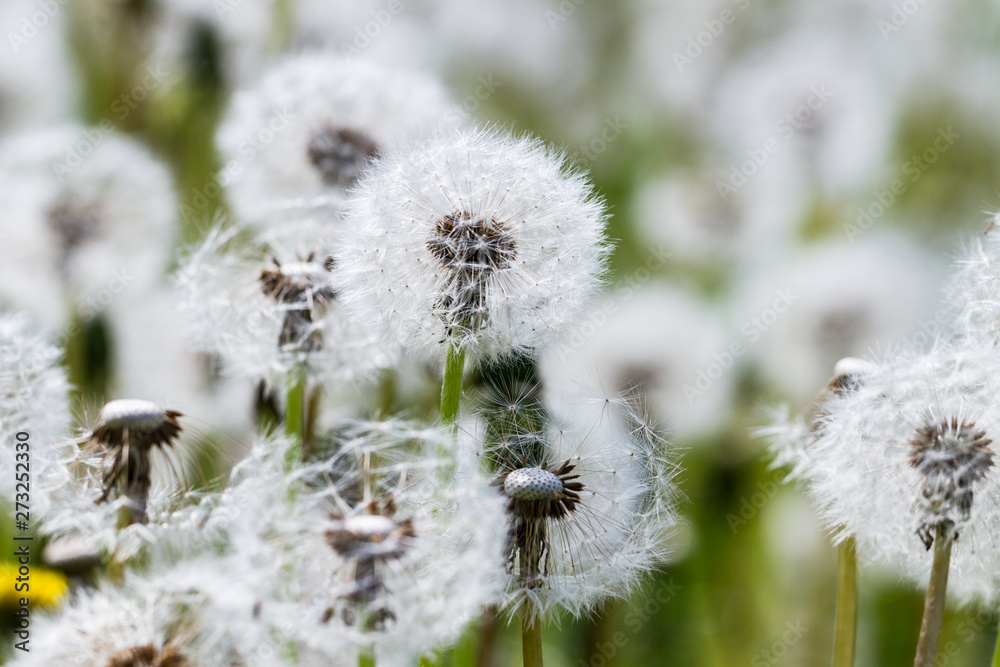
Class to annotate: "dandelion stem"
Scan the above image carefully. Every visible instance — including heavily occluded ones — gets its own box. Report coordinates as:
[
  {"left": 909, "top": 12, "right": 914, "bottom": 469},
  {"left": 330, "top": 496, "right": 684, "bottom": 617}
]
[
  {"left": 991, "top": 615, "right": 1000, "bottom": 667},
  {"left": 832, "top": 536, "right": 858, "bottom": 667},
  {"left": 913, "top": 529, "right": 953, "bottom": 667},
  {"left": 284, "top": 363, "right": 306, "bottom": 471},
  {"left": 521, "top": 613, "right": 543, "bottom": 667},
  {"left": 358, "top": 646, "right": 375, "bottom": 667},
  {"left": 440, "top": 345, "right": 465, "bottom": 425}
]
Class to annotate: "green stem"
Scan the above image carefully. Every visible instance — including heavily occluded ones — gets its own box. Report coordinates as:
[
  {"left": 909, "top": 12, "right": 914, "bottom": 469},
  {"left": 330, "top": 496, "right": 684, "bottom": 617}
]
[
  {"left": 358, "top": 646, "right": 375, "bottom": 667},
  {"left": 832, "top": 536, "right": 858, "bottom": 667},
  {"left": 440, "top": 346, "right": 466, "bottom": 425},
  {"left": 284, "top": 364, "right": 306, "bottom": 472},
  {"left": 521, "top": 613, "right": 543, "bottom": 667},
  {"left": 913, "top": 530, "right": 953, "bottom": 667},
  {"left": 991, "top": 614, "right": 1000, "bottom": 667}
]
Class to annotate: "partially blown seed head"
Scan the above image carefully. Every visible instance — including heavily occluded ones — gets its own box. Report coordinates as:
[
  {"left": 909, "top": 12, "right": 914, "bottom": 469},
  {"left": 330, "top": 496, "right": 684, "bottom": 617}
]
[{"left": 89, "top": 399, "right": 183, "bottom": 525}]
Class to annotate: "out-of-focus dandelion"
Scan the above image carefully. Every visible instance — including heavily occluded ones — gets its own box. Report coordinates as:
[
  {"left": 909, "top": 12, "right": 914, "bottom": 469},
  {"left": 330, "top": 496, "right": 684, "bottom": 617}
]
[
  {"left": 217, "top": 53, "right": 454, "bottom": 228},
  {"left": 541, "top": 285, "right": 734, "bottom": 441},
  {"left": 176, "top": 222, "right": 391, "bottom": 464},
  {"left": 9, "top": 581, "right": 261, "bottom": 667},
  {"left": 0, "top": 125, "right": 176, "bottom": 331}
]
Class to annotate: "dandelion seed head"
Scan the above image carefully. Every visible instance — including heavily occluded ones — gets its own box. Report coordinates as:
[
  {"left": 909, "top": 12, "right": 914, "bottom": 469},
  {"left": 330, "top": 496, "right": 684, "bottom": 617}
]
[
  {"left": 764, "top": 342, "right": 1000, "bottom": 604},
  {"left": 175, "top": 222, "right": 391, "bottom": 389},
  {"left": 461, "top": 385, "right": 679, "bottom": 621},
  {"left": 335, "top": 125, "right": 609, "bottom": 362},
  {"left": 217, "top": 54, "right": 453, "bottom": 228},
  {"left": 203, "top": 419, "right": 503, "bottom": 663},
  {"left": 0, "top": 125, "right": 176, "bottom": 328}
]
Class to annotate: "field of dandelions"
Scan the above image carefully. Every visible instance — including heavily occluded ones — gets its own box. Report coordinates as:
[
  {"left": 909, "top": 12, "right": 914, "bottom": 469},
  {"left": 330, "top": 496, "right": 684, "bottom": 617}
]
[{"left": 8, "top": 2, "right": 1000, "bottom": 667}]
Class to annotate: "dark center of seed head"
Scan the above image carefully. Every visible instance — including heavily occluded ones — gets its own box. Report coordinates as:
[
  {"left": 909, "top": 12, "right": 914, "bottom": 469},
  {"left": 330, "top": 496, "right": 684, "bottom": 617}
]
[
  {"left": 427, "top": 212, "right": 517, "bottom": 274},
  {"left": 909, "top": 417, "right": 994, "bottom": 548},
  {"left": 46, "top": 198, "right": 102, "bottom": 256},
  {"left": 259, "top": 255, "right": 337, "bottom": 306},
  {"left": 107, "top": 644, "right": 187, "bottom": 667},
  {"left": 307, "top": 126, "right": 379, "bottom": 188}
]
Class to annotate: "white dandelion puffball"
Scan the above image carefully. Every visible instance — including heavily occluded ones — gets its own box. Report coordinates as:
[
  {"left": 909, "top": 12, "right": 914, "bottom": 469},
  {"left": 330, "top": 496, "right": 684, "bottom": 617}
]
[
  {"left": 541, "top": 284, "right": 734, "bottom": 440},
  {"left": 733, "top": 233, "right": 944, "bottom": 404},
  {"left": 175, "top": 222, "right": 392, "bottom": 390},
  {"left": 334, "top": 126, "right": 609, "bottom": 362},
  {"left": 946, "top": 224, "right": 1000, "bottom": 347},
  {"left": 765, "top": 343, "right": 1000, "bottom": 604},
  {"left": 201, "top": 419, "right": 503, "bottom": 665},
  {"left": 13, "top": 581, "right": 263, "bottom": 667},
  {"left": 461, "top": 387, "right": 679, "bottom": 621},
  {"left": 0, "top": 0, "right": 76, "bottom": 131},
  {"left": 0, "top": 125, "right": 176, "bottom": 329},
  {"left": 217, "top": 53, "right": 455, "bottom": 228},
  {"left": 0, "top": 310, "right": 71, "bottom": 508}
]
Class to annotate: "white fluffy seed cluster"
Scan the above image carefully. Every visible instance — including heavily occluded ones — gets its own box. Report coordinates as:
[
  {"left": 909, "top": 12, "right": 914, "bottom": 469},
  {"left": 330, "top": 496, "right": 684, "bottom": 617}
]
[
  {"left": 217, "top": 53, "right": 455, "bottom": 228},
  {"left": 333, "top": 125, "right": 609, "bottom": 361},
  {"left": 765, "top": 274, "right": 1000, "bottom": 605},
  {"left": 461, "top": 388, "right": 680, "bottom": 622}
]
